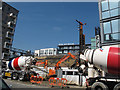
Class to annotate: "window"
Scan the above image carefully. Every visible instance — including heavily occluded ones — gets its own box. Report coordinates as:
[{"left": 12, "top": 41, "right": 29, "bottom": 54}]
[
  {"left": 111, "top": 19, "right": 120, "bottom": 33},
  {"left": 101, "top": 1, "right": 109, "bottom": 11},
  {"left": 69, "top": 46, "right": 72, "bottom": 49},
  {"left": 40, "top": 50, "right": 44, "bottom": 54},
  {"left": 103, "top": 22, "right": 111, "bottom": 34},
  {"left": 62, "top": 71, "right": 65, "bottom": 75},
  {"left": 49, "top": 52, "right": 52, "bottom": 54},
  {"left": 102, "top": 11, "right": 110, "bottom": 19},
  {"left": 66, "top": 71, "right": 73, "bottom": 75},
  {"left": 75, "top": 50, "right": 79, "bottom": 52},
  {"left": 64, "top": 50, "right": 68, "bottom": 53},
  {"left": 45, "top": 50, "right": 48, "bottom": 54},
  {"left": 109, "top": 0, "right": 119, "bottom": 9},
  {"left": 112, "top": 33, "right": 120, "bottom": 40},
  {"left": 104, "top": 34, "right": 110, "bottom": 41},
  {"left": 105, "top": 34, "right": 113, "bottom": 41},
  {"left": 64, "top": 46, "right": 68, "bottom": 49},
  {"left": 60, "top": 47, "right": 64, "bottom": 49},
  {"left": 101, "top": 0, "right": 120, "bottom": 42},
  {"left": 104, "top": 33, "right": 120, "bottom": 41},
  {"left": 75, "top": 46, "right": 79, "bottom": 49},
  {"left": 49, "top": 50, "right": 53, "bottom": 54},
  {"left": 58, "top": 51, "right": 62, "bottom": 54},
  {"left": 110, "top": 8, "right": 120, "bottom": 17},
  {"left": 74, "top": 72, "right": 79, "bottom": 75}
]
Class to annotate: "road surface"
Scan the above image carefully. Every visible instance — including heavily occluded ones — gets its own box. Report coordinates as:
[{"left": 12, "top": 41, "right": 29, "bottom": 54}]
[{"left": 4, "top": 78, "right": 86, "bottom": 90}]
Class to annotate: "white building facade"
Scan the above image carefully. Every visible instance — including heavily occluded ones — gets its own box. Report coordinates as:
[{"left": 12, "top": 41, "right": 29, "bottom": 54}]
[{"left": 35, "top": 48, "right": 57, "bottom": 56}]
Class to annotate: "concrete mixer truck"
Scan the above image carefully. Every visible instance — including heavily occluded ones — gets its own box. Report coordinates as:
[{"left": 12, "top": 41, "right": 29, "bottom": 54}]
[
  {"left": 2, "top": 56, "right": 38, "bottom": 81},
  {"left": 79, "top": 45, "right": 120, "bottom": 90}
]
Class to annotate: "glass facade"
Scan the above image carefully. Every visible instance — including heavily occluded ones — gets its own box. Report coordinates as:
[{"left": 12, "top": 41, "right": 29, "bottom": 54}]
[
  {"left": 91, "top": 37, "right": 97, "bottom": 49},
  {"left": 39, "top": 48, "right": 57, "bottom": 56},
  {"left": 57, "top": 44, "right": 80, "bottom": 54},
  {"left": 100, "top": 0, "right": 120, "bottom": 43}
]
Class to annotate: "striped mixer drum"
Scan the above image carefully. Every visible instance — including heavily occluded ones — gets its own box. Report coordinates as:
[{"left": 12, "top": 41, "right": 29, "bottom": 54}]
[
  {"left": 7, "top": 56, "right": 34, "bottom": 70},
  {"left": 81, "top": 46, "right": 120, "bottom": 75}
]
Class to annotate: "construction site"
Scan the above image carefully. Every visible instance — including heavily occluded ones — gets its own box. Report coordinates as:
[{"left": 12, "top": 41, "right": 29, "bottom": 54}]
[{"left": 1, "top": 0, "right": 120, "bottom": 90}]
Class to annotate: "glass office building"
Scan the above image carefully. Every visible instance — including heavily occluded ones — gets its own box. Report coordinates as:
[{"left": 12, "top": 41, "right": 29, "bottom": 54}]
[
  {"left": 91, "top": 37, "right": 97, "bottom": 49},
  {"left": 98, "top": 0, "right": 120, "bottom": 46}
]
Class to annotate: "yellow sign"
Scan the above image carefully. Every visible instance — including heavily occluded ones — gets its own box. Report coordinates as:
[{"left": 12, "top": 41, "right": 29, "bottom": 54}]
[{"left": 5, "top": 72, "right": 11, "bottom": 77}]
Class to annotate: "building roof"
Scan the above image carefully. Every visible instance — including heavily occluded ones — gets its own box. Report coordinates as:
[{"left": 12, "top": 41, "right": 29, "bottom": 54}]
[
  {"left": 58, "top": 43, "right": 91, "bottom": 46},
  {"left": 3, "top": 2, "right": 19, "bottom": 13}
]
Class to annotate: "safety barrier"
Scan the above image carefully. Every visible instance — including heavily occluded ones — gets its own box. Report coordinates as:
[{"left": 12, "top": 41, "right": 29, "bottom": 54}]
[
  {"left": 61, "top": 78, "right": 67, "bottom": 87},
  {"left": 30, "top": 75, "right": 43, "bottom": 84},
  {"left": 49, "top": 77, "right": 56, "bottom": 86},
  {"left": 49, "top": 77, "right": 67, "bottom": 87}
]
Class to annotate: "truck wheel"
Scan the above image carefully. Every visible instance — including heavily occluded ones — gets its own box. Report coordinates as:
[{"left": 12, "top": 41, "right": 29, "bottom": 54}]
[
  {"left": 113, "top": 83, "right": 120, "bottom": 90},
  {"left": 18, "top": 73, "right": 25, "bottom": 81},
  {"left": 11, "top": 73, "right": 18, "bottom": 80},
  {"left": 91, "top": 82, "right": 108, "bottom": 90}
]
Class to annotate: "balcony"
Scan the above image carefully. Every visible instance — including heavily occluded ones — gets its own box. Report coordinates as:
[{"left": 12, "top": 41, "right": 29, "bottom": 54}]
[
  {"left": 9, "top": 13, "right": 16, "bottom": 19},
  {"left": 2, "top": 53, "right": 10, "bottom": 60},
  {"left": 7, "top": 21, "right": 15, "bottom": 29},
  {"left": 4, "top": 42, "right": 12, "bottom": 49},
  {"left": 7, "top": 31, "right": 14, "bottom": 35},
  {"left": 6, "top": 32, "right": 13, "bottom": 40}
]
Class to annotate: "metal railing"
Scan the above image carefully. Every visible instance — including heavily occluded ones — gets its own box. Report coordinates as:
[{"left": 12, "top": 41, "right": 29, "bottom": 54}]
[{"left": 10, "top": 47, "right": 34, "bottom": 55}]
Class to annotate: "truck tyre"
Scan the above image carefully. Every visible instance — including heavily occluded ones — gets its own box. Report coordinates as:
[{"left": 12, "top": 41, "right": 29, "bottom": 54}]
[
  {"left": 91, "top": 82, "right": 108, "bottom": 90},
  {"left": 113, "top": 83, "right": 120, "bottom": 90},
  {"left": 18, "top": 73, "right": 25, "bottom": 81},
  {"left": 11, "top": 73, "right": 18, "bottom": 80}
]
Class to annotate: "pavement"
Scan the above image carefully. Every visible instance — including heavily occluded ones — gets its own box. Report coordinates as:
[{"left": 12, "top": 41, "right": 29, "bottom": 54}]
[{"left": 3, "top": 78, "right": 87, "bottom": 90}]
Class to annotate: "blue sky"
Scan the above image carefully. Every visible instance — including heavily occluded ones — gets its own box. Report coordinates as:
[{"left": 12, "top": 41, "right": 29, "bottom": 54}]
[{"left": 8, "top": 2, "right": 100, "bottom": 51}]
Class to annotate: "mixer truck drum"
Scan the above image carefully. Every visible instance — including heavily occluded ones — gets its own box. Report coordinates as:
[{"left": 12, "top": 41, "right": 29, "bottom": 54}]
[{"left": 83, "top": 46, "right": 120, "bottom": 75}]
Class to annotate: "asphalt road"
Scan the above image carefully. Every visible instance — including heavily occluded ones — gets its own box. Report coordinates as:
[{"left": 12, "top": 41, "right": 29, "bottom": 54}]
[
  {"left": 3, "top": 78, "right": 86, "bottom": 90},
  {"left": 4, "top": 78, "right": 50, "bottom": 88}
]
